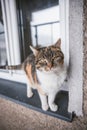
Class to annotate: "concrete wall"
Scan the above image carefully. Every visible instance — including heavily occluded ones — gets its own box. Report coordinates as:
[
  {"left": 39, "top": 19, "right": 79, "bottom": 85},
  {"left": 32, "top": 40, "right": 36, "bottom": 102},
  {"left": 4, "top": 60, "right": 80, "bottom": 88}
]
[
  {"left": 68, "top": 0, "right": 83, "bottom": 115},
  {"left": 83, "top": 0, "right": 87, "bottom": 117}
]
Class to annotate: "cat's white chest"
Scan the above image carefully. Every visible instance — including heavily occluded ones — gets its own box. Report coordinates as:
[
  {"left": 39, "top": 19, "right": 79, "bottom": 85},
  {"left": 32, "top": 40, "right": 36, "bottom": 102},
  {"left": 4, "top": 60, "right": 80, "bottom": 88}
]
[{"left": 36, "top": 67, "right": 66, "bottom": 93}]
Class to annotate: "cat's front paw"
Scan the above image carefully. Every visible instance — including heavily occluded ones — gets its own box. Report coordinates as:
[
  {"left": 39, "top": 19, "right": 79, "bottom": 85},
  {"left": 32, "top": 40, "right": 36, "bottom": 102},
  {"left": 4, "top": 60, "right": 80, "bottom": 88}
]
[
  {"left": 27, "top": 91, "right": 33, "bottom": 98},
  {"left": 50, "top": 103, "right": 58, "bottom": 112},
  {"left": 42, "top": 104, "right": 49, "bottom": 111}
]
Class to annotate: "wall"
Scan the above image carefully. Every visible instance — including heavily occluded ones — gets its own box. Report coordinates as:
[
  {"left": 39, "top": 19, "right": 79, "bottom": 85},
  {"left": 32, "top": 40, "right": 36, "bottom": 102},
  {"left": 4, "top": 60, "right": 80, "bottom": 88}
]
[
  {"left": 68, "top": 0, "right": 83, "bottom": 116},
  {"left": 83, "top": 0, "right": 87, "bottom": 117}
]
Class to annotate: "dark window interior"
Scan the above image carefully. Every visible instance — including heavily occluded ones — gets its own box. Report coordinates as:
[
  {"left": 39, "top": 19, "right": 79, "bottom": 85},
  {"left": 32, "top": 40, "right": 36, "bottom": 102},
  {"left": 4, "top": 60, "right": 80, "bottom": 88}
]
[{"left": 16, "top": 0, "right": 60, "bottom": 61}]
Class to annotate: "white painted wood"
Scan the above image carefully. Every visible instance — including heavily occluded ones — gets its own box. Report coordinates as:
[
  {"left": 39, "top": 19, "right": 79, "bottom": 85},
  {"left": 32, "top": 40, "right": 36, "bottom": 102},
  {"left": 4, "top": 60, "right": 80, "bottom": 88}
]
[
  {"left": 9, "top": 0, "right": 21, "bottom": 64},
  {"left": 4, "top": 0, "right": 15, "bottom": 65},
  {"left": 59, "top": 0, "right": 69, "bottom": 67},
  {"left": 0, "top": 71, "right": 26, "bottom": 83},
  {"left": 1, "top": 0, "right": 11, "bottom": 65},
  {"left": 1, "top": 0, "right": 21, "bottom": 65}
]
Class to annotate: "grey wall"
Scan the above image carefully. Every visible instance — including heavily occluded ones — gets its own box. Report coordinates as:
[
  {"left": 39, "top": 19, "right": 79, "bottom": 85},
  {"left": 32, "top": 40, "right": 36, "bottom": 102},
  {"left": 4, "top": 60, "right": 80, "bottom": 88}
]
[{"left": 67, "top": 0, "right": 83, "bottom": 116}]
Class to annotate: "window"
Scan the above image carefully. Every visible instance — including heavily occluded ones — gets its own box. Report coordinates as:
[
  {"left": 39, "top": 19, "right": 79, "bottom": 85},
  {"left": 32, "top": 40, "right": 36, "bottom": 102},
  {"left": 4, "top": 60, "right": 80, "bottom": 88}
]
[
  {"left": 0, "top": 0, "right": 69, "bottom": 83},
  {"left": 30, "top": 5, "right": 60, "bottom": 47},
  {"left": 16, "top": 0, "right": 60, "bottom": 60},
  {"left": 0, "top": 0, "right": 23, "bottom": 81},
  {"left": 0, "top": 0, "right": 72, "bottom": 121}
]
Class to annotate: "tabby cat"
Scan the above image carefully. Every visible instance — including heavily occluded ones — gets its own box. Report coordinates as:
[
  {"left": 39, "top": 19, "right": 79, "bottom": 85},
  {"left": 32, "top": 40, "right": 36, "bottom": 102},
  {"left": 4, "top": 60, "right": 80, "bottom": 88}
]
[{"left": 0, "top": 38, "right": 67, "bottom": 112}]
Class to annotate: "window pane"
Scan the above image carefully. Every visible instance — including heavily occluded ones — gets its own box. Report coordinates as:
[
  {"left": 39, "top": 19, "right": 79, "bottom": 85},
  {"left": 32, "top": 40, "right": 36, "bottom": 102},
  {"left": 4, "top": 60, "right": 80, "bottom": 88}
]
[
  {"left": 37, "top": 25, "right": 52, "bottom": 46},
  {"left": 31, "top": 5, "right": 60, "bottom": 47},
  {"left": 53, "top": 22, "right": 60, "bottom": 43},
  {"left": 0, "top": 1, "right": 8, "bottom": 66},
  {"left": 16, "top": 0, "right": 59, "bottom": 60}
]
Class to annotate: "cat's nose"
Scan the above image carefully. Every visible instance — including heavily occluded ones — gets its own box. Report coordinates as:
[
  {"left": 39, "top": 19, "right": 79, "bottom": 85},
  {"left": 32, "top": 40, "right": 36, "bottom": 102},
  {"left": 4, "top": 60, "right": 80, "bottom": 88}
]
[{"left": 47, "top": 63, "right": 52, "bottom": 69}]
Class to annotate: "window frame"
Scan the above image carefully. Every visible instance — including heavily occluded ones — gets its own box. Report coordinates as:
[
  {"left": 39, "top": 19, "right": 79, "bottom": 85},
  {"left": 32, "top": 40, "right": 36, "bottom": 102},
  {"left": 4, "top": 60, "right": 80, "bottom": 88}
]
[
  {"left": 59, "top": 0, "right": 69, "bottom": 67},
  {"left": 0, "top": 0, "right": 69, "bottom": 84},
  {"left": 0, "top": 0, "right": 24, "bottom": 82}
]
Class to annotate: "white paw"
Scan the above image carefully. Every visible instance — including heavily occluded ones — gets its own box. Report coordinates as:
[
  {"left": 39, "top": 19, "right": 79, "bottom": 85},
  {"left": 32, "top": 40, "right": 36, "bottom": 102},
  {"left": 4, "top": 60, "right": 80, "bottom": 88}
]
[
  {"left": 27, "top": 91, "right": 33, "bottom": 98},
  {"left": 50, "top": 103, "right": 58, "bottom": 112},
  {"left": 42, "top": 104, "right": 49, "bottom": 111}
]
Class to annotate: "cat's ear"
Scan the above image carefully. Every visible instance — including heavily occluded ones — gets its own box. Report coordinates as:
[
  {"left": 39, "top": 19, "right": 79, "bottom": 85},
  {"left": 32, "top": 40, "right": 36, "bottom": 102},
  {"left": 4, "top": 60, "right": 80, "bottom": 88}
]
[
  {"left": 30, "top": 46, "right": 38, "bottom": 56},
  {"left": 55, "top": 38, "right": 61, "bottom": 48}
]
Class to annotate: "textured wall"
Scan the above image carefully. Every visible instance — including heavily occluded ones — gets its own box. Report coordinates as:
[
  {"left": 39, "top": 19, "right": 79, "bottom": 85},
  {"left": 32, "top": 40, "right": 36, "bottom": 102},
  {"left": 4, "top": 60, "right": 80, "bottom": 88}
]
[
  {"left": 68, "top": 0, "right": 83, "bottom": 115},
  {"left": 83, "top": 0, "right": 87, "bottom": 117}
]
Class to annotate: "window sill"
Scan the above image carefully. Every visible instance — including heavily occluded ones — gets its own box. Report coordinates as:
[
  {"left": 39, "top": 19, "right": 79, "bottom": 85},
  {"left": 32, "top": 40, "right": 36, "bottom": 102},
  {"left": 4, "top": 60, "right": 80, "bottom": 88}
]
[{"left": 0, "top": 78, "right": 73, "bottom": 122}]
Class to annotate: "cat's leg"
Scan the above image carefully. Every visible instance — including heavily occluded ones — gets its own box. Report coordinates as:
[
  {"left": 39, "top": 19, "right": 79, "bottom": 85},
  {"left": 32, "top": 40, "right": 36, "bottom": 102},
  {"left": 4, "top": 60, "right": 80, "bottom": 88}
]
[
  {"left": 48, "top": 92, "right": 58, "bottom": 112},
  {"left": 26, "top": 75, "right": 33, "bottom": 98},
  {"left": 27, "top": 84, "right": 33, "bottom": 98},
  {"left": 38, "top": 93, "right": 49, "bottom": 111}
]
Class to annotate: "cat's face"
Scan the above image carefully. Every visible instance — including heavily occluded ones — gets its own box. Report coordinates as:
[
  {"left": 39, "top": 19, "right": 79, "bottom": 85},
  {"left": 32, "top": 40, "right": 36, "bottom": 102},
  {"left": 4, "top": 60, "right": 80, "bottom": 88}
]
[{"left": 30, "top": 39, "right": 64, "bottom": 71}]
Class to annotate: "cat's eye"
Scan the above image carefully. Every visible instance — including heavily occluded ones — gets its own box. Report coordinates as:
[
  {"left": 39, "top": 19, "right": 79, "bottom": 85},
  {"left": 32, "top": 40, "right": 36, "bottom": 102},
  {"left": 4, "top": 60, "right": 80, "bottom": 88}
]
[
  {"left": 56, "top": 57, "right": 62, "bottom": 61},
  {"left": 53, "top": 57, "right": 62, "bottom": 64},
  {"left": 39, "top": 61, "right": 47, "bottom": 66}
]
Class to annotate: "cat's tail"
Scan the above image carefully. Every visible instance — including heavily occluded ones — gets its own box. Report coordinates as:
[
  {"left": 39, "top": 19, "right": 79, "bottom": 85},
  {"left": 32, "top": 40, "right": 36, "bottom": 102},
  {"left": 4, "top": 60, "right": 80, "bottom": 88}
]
[{"left": 0, "top": 64, "right": 23, "bottom": 70}]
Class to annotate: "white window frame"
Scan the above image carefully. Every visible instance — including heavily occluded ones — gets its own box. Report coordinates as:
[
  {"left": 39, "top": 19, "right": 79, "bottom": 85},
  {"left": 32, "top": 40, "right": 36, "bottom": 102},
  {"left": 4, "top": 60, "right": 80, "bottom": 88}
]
[
  {"left": 0, "top": 0, "right": 69, "bottom": 84},
  {"left": 59, "top": 0, "right": 69, "bottom": 67},
  {"left": 0, "top": 0, "right": 26, "bottom": 83}
]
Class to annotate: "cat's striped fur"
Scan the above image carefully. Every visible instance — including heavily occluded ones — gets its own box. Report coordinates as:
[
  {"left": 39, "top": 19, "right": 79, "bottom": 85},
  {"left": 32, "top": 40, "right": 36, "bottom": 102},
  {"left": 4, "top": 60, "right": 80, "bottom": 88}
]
[{"left": 0, "top": 39, "right": 67, "bottom": 112}]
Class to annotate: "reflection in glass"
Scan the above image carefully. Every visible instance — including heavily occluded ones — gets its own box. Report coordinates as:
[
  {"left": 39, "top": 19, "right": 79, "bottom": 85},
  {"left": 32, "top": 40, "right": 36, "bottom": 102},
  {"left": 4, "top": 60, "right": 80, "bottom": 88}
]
[
  {"left": 16, "top": 0, "right": 59, "bottom": 60},
  {"left": 0, "top": 1, "right": 8, "bottom": 66},
  {"left": 31, "top": 5, "right": 60, "bottom": 47}
]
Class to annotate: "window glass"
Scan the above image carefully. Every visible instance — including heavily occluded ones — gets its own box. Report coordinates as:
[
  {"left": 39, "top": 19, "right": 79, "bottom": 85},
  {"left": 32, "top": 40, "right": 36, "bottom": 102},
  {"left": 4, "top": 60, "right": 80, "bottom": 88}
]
[
  {"left": 31, "top": 5, "right": 60, "bottom": 46},
  {"left": 16, "top": 0, "right": 59, "bottom": 60}
]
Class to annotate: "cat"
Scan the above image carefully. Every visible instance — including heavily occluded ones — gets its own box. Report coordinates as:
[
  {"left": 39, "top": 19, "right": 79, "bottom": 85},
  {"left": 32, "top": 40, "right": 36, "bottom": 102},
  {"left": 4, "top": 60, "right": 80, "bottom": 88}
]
[{"left": 0, "top": 38, "right": 67, "bottom": 112}]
